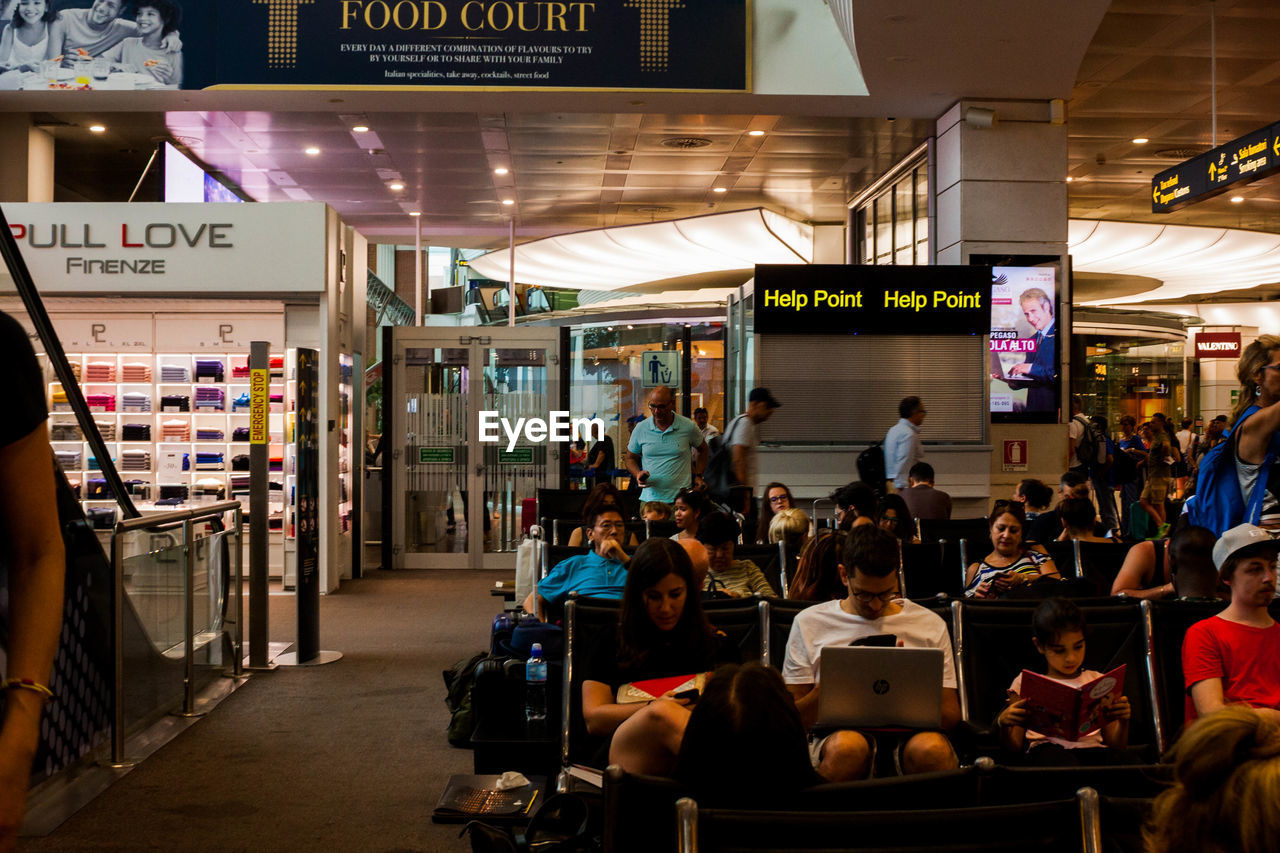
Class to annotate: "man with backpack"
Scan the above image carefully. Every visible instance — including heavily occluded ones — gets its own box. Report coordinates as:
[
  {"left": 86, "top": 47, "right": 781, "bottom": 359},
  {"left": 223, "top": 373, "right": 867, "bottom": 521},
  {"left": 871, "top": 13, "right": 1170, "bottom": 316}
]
[
  {"left": 1067, "top": 397, "right": 1118, "bottom": 536},
  {"left": 884, "top": 396, "right": 926, "bottom": 493},
  {"left": 705, "top": 387, "right": 780, "bottom": 534}
]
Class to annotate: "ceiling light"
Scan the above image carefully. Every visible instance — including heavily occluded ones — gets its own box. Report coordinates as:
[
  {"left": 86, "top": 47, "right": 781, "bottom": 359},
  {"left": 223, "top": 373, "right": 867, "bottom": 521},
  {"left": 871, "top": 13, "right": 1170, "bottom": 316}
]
[
  {"left": 304, "top": 146, "right": 321, "bottom": 155},
  {"left": 626, "top": 325, "right": 634, "bottom": 330},
  {"left": 712, "top": 187, "right": 728, "bottom": 193},
  {"left": 351, "top": 125, "right": 370, "bottom": 133},
  {"left": 1231, "top": 196, "right": 1245, "bottom": 203},
  {"left": 1132, "top": 137, "right": 1149, "bottom": 144},
  {"left": 409, "top": 211, "right": 421, "bottom": 216},
  {"left": 389, "top": 182, "right": 405, "bottom": 191},
  {"left": 494, "top": 167, "right": 509, "bottom": 175},
  {"left": 88, "top": 124, "right": 106, "bottom": 133},
  {"left": 502, "top": 198, "right": 515, "bottom": 205},
  {"left": 1065, "top": 176, "right": 1073, "bottom": 182},
  {"left": 747, "top": 130, "right": 765, "bottom": 137}
]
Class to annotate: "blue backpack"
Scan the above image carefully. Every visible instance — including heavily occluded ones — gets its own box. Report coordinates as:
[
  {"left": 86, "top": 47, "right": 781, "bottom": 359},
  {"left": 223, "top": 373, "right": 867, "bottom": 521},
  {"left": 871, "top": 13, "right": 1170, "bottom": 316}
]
[{"left": 1182, "top": 406, "right": 1280, "bottom": 536}]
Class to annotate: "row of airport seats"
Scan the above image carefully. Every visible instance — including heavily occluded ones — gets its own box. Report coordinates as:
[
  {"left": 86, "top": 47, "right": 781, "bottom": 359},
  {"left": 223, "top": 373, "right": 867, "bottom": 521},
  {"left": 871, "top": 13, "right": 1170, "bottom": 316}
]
[
  {"left": 604, "top": 761, "right": 1168, "bottom": 853},
  {"left": 554, "top": 594, "right": 1233, "bottom": 783}
]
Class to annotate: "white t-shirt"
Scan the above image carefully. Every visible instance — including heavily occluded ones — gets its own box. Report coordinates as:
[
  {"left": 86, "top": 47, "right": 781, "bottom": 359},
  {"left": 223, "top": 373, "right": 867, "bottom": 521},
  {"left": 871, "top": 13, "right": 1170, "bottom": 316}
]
[
  {"left": 1009, "top": 669, "right": 1106, "bottom": 750},
  {"left": 727, "top": 415, "right": 758, "bottom": 490},
  {"left": 1176, "top": 429, "right": 1196, "bottom": 459},
  {"left": 1067, "top": 415, "right": 1085, "bottom": 444},
  {"left": 782, "top": 598, "right": 957, "bottom": 689}
]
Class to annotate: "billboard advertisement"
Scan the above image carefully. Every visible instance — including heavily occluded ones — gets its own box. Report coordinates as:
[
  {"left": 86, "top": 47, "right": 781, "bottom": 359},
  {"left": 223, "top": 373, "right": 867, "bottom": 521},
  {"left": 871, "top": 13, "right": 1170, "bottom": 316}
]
[
  {"left": 988, "top": 265, "right": 1059, "bottom": 419},
  {"left": 0, "top": 0, "right": 747, "bottom": 91}
]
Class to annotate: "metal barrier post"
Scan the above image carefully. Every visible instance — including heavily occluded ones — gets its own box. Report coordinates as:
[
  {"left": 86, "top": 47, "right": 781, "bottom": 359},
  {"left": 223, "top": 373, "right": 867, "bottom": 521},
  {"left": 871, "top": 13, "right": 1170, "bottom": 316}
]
[
  {"left": 179, "top": 518, "right": 203, "bottom": 717},
  {"left": 231, "top": 505, "right": 245, "bottom": 678},
  {"left": 109, "top": 529, "right": 132, "bottom": 767}
]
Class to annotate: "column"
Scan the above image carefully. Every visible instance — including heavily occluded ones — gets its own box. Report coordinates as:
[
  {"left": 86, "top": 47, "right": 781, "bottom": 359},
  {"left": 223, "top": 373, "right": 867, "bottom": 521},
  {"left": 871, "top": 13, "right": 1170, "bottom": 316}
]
[
  {"left": 0, "top": 115, "right": 54, "bottom": 202},
  {"left": 934, "top": 98, "right": 1070, "bottom": 501}
]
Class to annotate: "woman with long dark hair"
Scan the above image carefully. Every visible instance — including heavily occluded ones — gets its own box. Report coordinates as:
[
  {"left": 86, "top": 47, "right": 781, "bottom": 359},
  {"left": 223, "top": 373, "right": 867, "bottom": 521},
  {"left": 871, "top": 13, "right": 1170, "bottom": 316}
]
[
  {"left": 671, "top": 487, "right": 706, "bottom": 542},
  {"left": 674, "top": 663, "right": 821, "bottom": 806},
  {"left": 877, "top": 493, "right": 916, "bottom": 544},
  {"left": 580, "top": 538, "right": 738, "bottom": 774},
  {"left": 786, "top": 528, "right": 845, "bottom": 601},
  {"left": 755, "top": 481, "right": 795, "bottom": 544}
]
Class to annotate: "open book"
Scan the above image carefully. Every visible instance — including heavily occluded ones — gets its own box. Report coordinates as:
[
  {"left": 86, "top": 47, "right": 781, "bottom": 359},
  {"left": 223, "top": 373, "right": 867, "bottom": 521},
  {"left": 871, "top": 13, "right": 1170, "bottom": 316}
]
[
  {"left": 616, "top": 673, "right": 709, "bottom": 704},
  {"left": 1018, "top": 664, "right": 1126, "bottom": 741}
]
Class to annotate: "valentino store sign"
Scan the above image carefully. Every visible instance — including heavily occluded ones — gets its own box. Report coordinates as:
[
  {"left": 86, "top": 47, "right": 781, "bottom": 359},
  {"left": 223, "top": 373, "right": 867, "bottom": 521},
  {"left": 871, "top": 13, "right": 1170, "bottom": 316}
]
[
  {"left": 1, "top": 203, "right": 327, "bottom": 293},
  {"left": 1194, "top": 332, "right": 1242, "bottom": 359}
]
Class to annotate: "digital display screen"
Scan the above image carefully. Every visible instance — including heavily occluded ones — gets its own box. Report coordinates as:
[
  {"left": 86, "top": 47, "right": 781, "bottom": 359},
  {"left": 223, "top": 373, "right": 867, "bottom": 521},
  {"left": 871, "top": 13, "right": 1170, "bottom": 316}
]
[
  {"left": 163, "top": 142, "right": 244, "bottom": 204},
  {"left": 988, "top": 265, "right": 1059, "bottom": 419}
]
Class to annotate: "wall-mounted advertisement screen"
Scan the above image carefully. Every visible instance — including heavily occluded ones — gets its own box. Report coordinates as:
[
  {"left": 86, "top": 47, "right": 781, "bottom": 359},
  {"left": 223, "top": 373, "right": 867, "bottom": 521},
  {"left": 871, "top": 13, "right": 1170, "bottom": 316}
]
[
  {"left": 988, "top": 265, "right": 1060, "bottom": 421},
  {"left": 163, "top": 143, "right": 244, "bottom": 203}
]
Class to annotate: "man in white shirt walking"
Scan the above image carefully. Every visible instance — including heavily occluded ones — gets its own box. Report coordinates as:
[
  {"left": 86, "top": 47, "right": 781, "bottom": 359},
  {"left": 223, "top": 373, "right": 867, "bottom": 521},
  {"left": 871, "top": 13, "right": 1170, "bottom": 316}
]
[{"left": 884, "top": 396, "right": 926, "bottom": 493}]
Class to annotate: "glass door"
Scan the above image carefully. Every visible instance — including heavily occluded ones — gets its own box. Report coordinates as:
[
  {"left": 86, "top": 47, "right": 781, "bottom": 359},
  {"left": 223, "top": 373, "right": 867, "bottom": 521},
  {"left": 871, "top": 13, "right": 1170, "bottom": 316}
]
[{"left": 392, "top": 329, "right": 560, "bottom": 569}]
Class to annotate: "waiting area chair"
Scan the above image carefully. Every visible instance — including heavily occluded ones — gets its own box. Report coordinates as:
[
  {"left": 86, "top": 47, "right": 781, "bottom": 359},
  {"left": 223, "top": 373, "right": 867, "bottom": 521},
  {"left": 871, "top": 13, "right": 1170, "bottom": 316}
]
[{"left": 677, "top": 787, "right": 1103, "bottom": 853}]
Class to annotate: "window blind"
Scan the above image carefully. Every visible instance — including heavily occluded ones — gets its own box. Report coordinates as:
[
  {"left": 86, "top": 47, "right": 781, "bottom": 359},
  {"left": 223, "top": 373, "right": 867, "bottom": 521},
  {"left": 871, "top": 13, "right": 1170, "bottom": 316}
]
[{"left": 757, "top": 335, "right": 986, "bottom": 444}]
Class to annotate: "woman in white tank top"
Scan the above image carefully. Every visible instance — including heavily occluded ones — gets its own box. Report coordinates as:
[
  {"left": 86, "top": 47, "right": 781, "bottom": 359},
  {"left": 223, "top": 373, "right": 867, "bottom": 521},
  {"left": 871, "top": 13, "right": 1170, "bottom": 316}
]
[{"left": 0, "top": 0, "right": 52, "bottom": 71}]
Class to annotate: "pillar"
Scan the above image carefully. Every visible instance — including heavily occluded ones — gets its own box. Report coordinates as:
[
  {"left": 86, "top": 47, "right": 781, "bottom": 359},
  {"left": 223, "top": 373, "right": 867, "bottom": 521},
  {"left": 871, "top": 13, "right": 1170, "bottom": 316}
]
[
  {"left": 934, "top": 98, "right": 1070, "bottom": 500},
  {"left": 0, "top": 115, "right": 54, "bottom": 202}
]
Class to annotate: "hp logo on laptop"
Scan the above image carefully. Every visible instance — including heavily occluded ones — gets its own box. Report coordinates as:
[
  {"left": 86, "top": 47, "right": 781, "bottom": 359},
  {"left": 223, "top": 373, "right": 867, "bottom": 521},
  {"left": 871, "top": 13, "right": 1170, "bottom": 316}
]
[{"left": 873, "top": 679, "right": 890, "bottom": 695}]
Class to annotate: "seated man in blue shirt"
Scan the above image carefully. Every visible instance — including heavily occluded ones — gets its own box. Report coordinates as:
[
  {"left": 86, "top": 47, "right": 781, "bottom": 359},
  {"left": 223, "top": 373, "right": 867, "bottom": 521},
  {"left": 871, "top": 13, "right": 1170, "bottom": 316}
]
[{"left": 523, "top": 506, "right": 630, "bottom": 616}]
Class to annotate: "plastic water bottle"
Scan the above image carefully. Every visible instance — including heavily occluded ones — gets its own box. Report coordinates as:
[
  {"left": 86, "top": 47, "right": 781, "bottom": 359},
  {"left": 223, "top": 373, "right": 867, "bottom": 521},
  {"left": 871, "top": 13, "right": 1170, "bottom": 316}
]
[{"left": 525, "top": 642, "right": 548, "bottom": 734}]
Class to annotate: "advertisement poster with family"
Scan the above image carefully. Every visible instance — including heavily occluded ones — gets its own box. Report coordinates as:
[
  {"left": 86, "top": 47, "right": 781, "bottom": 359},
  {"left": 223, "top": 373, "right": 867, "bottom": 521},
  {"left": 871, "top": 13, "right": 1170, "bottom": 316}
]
[
  {"left": 989, "top": 265, "right": 1059, "bottom": 417},
  {"left": 0, "top": 0, "right": 185, "bottom": 89},
  {"left": 0, "top": 0, "right": 748, "bottom": 91}
]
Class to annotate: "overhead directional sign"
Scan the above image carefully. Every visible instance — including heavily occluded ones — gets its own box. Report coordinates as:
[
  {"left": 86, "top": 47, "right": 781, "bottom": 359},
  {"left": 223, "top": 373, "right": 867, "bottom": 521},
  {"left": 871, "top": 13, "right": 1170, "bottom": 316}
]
[{"left": 1152, "top": 119, "right": 1280, "bottom": 213}]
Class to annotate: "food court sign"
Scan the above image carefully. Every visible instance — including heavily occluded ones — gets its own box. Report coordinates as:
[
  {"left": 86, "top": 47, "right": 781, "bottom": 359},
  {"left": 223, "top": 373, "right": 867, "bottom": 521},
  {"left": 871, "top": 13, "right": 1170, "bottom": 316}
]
[{"left": 0, "top": 0, "right": 747, "bottom": 92}]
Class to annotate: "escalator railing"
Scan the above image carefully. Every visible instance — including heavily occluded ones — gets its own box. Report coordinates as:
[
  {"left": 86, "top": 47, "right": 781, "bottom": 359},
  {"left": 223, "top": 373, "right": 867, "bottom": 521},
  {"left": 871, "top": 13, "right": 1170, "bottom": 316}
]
[{"left": 1, "top": 204, "right": 244, "bottom": 786}]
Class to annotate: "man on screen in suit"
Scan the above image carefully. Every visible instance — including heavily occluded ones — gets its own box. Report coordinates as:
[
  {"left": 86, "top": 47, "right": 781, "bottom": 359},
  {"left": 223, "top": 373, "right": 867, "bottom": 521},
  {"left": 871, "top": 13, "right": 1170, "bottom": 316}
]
[{"left": 1003, "top": 287, "right": 1056, "bottom": 413}]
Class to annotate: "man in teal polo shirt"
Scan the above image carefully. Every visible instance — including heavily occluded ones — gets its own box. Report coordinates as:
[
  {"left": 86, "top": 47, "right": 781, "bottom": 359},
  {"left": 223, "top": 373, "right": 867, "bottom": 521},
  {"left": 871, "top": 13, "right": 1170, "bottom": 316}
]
[
  {"left": 522, "top": 507, "right": 630, "bottom": 616},
  {"left": 625, "top": 385, "right": 707, "bottom": 503}
]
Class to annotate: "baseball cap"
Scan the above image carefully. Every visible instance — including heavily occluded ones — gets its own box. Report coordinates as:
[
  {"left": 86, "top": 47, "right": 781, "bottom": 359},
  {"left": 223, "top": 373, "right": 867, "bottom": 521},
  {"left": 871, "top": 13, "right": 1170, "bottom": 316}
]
[
  {"left": 748, "top": 387, "right": 781, "bottom": 408},
  {"left": 1212, "top": 523, "right": 1280, "bottom": 571}
]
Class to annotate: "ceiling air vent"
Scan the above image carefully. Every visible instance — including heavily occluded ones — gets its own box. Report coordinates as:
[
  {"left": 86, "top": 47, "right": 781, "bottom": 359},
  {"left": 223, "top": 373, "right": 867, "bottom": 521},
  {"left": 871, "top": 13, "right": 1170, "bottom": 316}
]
[
  {"left": 1153, "top": 147, "right": 1210, "bottom": 160},
  {"left": 660, "top": 136, "right": 713, "bottom": 150},
  {"left": 634, "top": 206, "right": 675, "bottom": 213}
]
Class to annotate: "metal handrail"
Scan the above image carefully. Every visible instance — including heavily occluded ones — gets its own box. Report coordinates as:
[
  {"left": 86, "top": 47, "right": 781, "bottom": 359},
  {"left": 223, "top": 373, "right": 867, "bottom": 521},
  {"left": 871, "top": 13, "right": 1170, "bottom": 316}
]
[
  {"left": 115, "top": 500, "right": 242, "bottom": 532},
  {"left": 110, "top": 500, "right": 244, "bottom": 765}
]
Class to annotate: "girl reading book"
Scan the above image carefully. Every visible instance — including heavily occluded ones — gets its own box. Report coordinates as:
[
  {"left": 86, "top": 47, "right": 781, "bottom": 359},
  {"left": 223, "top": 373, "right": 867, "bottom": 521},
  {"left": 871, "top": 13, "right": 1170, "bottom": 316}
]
[
  {"left": 998, "top": 597, "right": 1131, "bottom": 765},
  {"left": 580, "top": 538, "right": 738, "bottom": 775}
]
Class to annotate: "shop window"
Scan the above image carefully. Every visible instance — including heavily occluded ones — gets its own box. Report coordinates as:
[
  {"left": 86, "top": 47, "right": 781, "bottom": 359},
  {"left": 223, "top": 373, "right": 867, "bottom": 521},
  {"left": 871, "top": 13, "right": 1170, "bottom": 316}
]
[{"left": 852, "top": 155, "right": 929, "bottom": 266}]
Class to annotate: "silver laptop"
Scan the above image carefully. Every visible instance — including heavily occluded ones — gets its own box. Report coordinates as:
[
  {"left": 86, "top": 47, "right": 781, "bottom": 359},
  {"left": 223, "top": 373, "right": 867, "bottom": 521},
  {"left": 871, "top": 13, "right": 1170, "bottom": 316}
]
[{"left": 817, "top": 646, "right": 944, "bottom": 730}]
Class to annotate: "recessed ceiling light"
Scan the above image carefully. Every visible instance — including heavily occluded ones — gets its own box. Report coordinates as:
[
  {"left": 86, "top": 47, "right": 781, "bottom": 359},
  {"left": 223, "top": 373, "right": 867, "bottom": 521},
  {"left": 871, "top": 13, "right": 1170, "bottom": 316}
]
[
  {"left": 1230, "top": 196, "right": 1245, "bottom": 203},
  {"left": 409, "top": 211, "right": 421, "bottom": 216},
  {"left": 89, "top": 124, "right": 106, "bottom": 133},
  {"left": 351, "top": 125, "right": 370, "bottom": 133},
  {"left": 494, "top": 167, "right": 509, "bottom": 175},
  {"left": 389, "top": 182, "right": 405, "bottom": 191},
  {"left": 502, "top": 198, "right": 515, "bottom": 205},
  {"left": 1065, "top": 176, "right": 1073, "bottom": 182},
  {"left": 712, "top": 187, "right": 728, "bottom": 193},
  {"left": 747, "top": 130, "right": 765, "bottom": 137},
  {"left": 1132, "top": 137, "right": 1149, "bottom": 144},
  {"left": 304, "top": 146, "right": 321, "bottom": 155}
]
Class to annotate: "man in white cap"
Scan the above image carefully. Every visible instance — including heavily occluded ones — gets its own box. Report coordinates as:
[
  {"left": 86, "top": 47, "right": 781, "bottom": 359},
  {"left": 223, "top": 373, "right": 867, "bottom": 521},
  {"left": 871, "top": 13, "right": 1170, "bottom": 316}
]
[{"left": 1183, "top": 523, "right": 1280, "bottom": 723}]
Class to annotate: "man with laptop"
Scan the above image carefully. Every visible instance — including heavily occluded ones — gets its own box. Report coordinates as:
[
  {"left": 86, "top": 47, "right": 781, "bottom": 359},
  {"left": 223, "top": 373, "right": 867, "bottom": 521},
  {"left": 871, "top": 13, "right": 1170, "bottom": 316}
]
[{"left": 782, "top": 526, "right": 960, "bottom": 781}]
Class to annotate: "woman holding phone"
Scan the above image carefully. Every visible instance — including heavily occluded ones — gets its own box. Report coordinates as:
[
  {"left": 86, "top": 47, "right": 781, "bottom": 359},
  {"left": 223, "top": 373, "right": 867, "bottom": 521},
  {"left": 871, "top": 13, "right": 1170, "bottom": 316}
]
[
  {"left": 965, "top": 502, "right": 1059, "bottom": 598},
  {"left": 580, "top": 538, "right": 738, "bottom": 775}
]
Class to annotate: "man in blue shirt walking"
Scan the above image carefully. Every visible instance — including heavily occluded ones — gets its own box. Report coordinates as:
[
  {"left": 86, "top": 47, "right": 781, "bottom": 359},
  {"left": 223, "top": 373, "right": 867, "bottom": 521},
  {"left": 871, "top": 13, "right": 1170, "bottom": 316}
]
[
  {"left": 884, "top": 396, "right": 926, "bottom": 492},
  {"left": 626, "top": 385, "right": 707, "bottom": 503}
]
